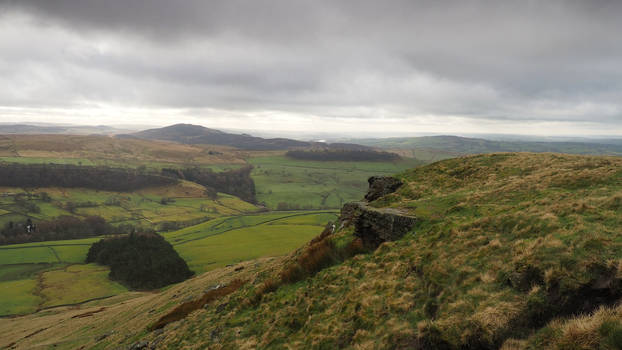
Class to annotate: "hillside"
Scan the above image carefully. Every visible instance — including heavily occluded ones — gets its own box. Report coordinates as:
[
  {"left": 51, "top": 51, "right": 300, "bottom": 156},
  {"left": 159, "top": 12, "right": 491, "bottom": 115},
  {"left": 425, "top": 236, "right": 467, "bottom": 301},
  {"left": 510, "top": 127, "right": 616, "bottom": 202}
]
[
  {"left": 123, "top": 124, "right": 379, "bottom": 152},
  {"left": 3, "top": 152, "right": 622, "bottom": 349},
  {"left": 0, "top": 134, "right": 246, "bottom": 168},
  {"left": 0, "top": 123, "right": 138, "bottom": 135},
  {"left": 354, "top": 135, "right": 622, "bottom": 161},
  {"left": 122, "top": 124, "right": 311, "bottom": 151}
]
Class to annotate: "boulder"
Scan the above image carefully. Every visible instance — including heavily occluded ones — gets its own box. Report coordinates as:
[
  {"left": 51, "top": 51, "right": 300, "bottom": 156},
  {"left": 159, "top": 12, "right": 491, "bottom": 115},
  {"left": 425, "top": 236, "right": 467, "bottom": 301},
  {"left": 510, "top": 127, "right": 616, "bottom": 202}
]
[
  {"left": 341, "top": 202, "right": 417, "bottom": 247},
  {"left": 364, "top": 176, "right": 403, "bottom": 202}
]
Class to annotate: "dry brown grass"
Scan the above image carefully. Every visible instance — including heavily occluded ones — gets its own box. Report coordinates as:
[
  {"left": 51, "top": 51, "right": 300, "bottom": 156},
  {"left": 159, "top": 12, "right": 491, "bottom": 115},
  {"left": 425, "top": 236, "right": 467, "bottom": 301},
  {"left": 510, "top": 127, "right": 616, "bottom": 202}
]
[
  {"left": 149, "top": 279, "right": 246, "bottom": 331},
  {"left": 5, "top": 134, "right": 247, "bottom": 165}
]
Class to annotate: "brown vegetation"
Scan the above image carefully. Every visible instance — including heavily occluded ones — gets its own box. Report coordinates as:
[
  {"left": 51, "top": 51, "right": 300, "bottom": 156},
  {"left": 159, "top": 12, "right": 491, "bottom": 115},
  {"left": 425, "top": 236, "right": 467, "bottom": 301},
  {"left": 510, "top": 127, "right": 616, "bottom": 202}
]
[{"left": 149, "top": 279, "right": 246, "bottom": 331}]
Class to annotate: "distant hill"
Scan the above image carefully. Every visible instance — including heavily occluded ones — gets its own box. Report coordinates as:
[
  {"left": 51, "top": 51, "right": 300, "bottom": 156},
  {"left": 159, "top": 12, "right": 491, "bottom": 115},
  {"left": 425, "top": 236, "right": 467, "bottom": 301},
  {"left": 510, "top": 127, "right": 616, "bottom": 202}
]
[
  {"left": 121, "top": 124, "right": 311, "bottom": 150},
  {"left": 0, "top": 123, "right": 135, "bottom": 135},
  {"left": 122, "top": 124, "right": 378, "bottom": 152},
  {"left": 353, "top": 135, "right": 622, "bottom": 160}
]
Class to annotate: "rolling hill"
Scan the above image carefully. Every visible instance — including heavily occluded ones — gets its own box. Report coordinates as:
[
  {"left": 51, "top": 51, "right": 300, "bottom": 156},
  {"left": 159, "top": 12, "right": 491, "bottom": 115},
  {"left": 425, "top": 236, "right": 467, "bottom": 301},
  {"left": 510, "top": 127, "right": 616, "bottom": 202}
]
[
  {"left": 3, "top": 152, "right": 622, "bottom": 349},
  {"left": 121, "top": 124, "right": 311, "bottom": 150},
  {"left": 0, "top": 134, "right": 246, "bottom": 167},
  {"left": 122, "top": 123, "right": 379, "bottom": 152},
  {"left": 353, "top": 135, "right": 622, "bottom": 161}
]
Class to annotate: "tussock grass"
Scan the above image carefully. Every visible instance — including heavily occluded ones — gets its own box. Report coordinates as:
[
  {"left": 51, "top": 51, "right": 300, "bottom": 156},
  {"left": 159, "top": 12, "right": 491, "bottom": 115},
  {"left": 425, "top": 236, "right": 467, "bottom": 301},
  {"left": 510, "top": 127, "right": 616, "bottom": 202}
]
[
  {"left": 147, "top": 153, "right": 622, "bottom": 349},
  {"left": 149, "top": 279, "right": 246, "bottom": 331},
  {"left": 5, "top": 152, "right": 622, "bottom": 349}
]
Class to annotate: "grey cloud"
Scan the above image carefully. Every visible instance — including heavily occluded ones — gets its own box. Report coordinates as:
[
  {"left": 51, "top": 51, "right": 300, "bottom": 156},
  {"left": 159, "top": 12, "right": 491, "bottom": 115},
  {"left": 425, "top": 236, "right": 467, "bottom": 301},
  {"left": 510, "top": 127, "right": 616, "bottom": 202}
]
[{"left": 1, "top": 0, "right": 622, "bottom": 132}]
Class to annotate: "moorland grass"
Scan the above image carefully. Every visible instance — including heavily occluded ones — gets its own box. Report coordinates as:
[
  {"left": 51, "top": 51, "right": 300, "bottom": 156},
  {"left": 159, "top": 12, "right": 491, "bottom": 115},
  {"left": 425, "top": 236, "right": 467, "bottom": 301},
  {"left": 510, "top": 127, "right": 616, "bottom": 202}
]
[{"left": 148, "top": 153, "right": 622, "bottom": 349}]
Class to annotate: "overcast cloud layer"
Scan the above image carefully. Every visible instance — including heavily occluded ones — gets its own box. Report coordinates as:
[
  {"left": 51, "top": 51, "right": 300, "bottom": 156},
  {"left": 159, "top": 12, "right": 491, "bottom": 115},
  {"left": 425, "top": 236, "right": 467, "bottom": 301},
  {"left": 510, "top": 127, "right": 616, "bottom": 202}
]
[{"left": 1, "top": 0, "right": 621, "bottom": 135}]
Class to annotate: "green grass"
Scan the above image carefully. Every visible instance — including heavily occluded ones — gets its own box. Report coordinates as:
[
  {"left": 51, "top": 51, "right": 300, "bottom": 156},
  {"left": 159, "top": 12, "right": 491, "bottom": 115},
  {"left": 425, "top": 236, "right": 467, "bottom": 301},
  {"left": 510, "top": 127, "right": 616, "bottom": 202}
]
[
  {"left": 164, "top": 210, "right": 338, "bottom": 273},
  {"left": 175, "top": 223, "right": 323, "bottom": 274},
  {"left": 52, "top": 245, "right": 91, "bottom": 263},
  {"left": 39, "top": 264, "right": 128, "bottom": 308},
  {"left": 0, "top": 246, "right": 59, "bottom": 264},
  {"left": 0, "top": 263, "right": 55, "bottom": 282},
  {"left": 248, "top": 155, "right": 422, "bottom": 210},
  {"left": 0, "top": 156, "right": 243, "bottom": 172},
  {"left": 0, "top": 185, "right": 259, "bottom": 233},
  {"left": 0, "top": 278, "right": 41, "bottom": 315},
  {"left": 145, "top": 153, "right": 622, "bottom": 350},
  {"left": 0, "top": 210, "right": 337, "bottom": 316}
]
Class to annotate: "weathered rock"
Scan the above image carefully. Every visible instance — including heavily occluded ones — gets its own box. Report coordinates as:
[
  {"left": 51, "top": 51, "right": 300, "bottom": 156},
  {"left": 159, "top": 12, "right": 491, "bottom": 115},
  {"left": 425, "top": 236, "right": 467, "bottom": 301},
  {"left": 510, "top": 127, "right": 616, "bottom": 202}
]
[
  {"left": 364, "top": 176, "right": 403, "bottom": 202},
  {"left": 341, "top": 202, "right": 417, "bottom": 247},
  {"left": 128, "top": 341, "right": 149, "bottom": 350}
]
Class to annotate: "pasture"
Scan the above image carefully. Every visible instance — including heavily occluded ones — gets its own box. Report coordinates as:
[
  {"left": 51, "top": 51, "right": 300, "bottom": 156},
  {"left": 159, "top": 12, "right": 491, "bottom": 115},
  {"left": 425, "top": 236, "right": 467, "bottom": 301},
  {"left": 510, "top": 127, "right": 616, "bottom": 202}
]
[
  {"left": 0, "top": 210, "right": 337, "bottom": 316},
  {"left": 0, "top": 183, "right": 258, "bottom": 230}
]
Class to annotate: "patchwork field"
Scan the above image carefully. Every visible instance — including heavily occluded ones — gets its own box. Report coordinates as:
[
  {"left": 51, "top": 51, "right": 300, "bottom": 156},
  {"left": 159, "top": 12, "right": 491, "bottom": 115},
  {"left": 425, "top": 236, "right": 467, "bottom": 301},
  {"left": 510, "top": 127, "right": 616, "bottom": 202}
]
[
  {"left": 0, "top": 182, "right": 258, "bottom": 230},
  {"left": 0, "top": 210, "right": 336, "bottom": 316},
  {"left": 248, "top": 154, "right": 423, "bottom": 210}
]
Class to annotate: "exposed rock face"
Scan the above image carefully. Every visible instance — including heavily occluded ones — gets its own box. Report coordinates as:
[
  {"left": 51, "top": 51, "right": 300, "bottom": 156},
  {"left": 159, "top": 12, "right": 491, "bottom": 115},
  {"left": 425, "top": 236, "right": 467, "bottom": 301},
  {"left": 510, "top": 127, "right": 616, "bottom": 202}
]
[
  {"left": 341, "top": 202, "right": 417, "bottom": 247},
  {"left": 364, "top": 176, "right": 403, "bottom": 202}
]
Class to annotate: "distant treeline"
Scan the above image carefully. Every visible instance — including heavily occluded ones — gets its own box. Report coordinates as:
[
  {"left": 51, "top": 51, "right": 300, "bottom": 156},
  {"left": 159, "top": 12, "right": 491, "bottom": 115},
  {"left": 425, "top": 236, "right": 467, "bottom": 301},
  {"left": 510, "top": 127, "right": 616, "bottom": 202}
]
[
  {"left": 0, "top": 215, "right": 118, "bottom": 245},
  {"left": 161, "top": 166, "right": 256, "bottom": 203},
  {"left": 0, "top": 163, "right": 176, "bottom": 191},
  {"left": 286, "top": 149, "right": 401, "bottom": 162},
  {"left": 86, "top": 233, "right": 193, "bottom": 289}
]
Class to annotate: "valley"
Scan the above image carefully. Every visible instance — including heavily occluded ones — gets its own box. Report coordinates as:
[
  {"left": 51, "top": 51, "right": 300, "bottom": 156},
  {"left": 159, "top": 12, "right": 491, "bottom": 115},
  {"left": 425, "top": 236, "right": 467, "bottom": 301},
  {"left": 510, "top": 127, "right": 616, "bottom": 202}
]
[{"left": 2, "top": 125, "right": 622, "bottom": 349}]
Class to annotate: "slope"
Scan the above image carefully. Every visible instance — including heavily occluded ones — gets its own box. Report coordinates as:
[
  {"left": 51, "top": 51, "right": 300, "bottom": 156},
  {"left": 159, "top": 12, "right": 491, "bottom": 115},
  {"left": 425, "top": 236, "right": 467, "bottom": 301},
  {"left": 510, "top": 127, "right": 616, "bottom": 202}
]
[
  {"left": 143, "top": 152, "right": 622, "bottom": 349},
  {"left": 5, "top": 153, "right": 622, "bottom": 349},
  {"left": 354, "top": 135, "right": 622, "bottom": 160},
  {"left": 122, "top": 124, "right": 310, "bottom": 151}
]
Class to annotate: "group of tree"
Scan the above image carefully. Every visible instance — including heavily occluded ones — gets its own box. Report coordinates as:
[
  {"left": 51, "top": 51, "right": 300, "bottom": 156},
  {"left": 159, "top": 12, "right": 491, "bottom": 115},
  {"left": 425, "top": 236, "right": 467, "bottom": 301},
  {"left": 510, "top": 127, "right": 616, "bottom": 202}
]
[
  {"left": 86, "top": 233, "right": 194, "bottom": 289},
  {"left": 286, "top": 149, "right": 401, "bottom": 162},
  {"left": 0, "top": 215, "right": 114, "bottom": 245},
  {"left": 0, "top": 163, "right": 176, "bottom": 191},
  {"left": 161, "top": 166, "right": 256, "bottom": 203}
]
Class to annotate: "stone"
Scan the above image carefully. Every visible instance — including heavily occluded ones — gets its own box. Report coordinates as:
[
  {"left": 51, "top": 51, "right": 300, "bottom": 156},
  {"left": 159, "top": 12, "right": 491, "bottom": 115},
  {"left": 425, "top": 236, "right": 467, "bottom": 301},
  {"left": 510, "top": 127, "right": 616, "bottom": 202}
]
[
  {"left": 364, "top": 176, "right": 403, "bottom": 202},
  {"left": 128, "top": 341, "right": 149, "bottom": 350},
  {"left": 341, "top": 202, "right": 417, "bottom": 247}
]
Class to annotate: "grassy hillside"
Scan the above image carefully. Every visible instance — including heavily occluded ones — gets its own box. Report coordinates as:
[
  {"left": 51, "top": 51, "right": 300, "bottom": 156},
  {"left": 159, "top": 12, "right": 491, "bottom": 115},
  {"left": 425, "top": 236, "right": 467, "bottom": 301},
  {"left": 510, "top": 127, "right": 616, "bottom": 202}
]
[
  {"left": 249, "top": 154, "right": 423, "bottom": 210},
  {"left": 0, "top": 182, "right": 257, "bottom": 233},
  {"left": 4, "top": 153, "right": 622, "bottom": 349},
  {"left": 124, "top": 123, "right": 310, "bottom": 150},
  {"left": 0, "top": 134, "right": 246, "bottom": 169},
  {"left": 354, "top": 135, "right": 622, "bottom": 161},
  {"left": 0, "top": 210, "right": 336, "bottom": 316},
  {"left": 131, "top": 152, "right": 620, "bottom": 349}
]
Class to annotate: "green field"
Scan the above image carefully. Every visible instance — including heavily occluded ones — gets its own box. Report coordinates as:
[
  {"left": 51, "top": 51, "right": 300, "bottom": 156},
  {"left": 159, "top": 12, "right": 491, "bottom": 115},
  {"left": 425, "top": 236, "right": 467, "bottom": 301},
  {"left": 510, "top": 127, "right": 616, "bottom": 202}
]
[
  {"left": 165, "top": 211, "right": 338, "bottom": 273},
  {"left": 248, "top": 155, "right": 422, "bottom": 210},
  {"left": 39, "top": 264, "right": 128, "bottom": 308},
  {"left": 0, "top": 210, "right": 336, "bottom": 316},
  {"left": 0, "top": 184, "right": 258, "bottom": 230}
]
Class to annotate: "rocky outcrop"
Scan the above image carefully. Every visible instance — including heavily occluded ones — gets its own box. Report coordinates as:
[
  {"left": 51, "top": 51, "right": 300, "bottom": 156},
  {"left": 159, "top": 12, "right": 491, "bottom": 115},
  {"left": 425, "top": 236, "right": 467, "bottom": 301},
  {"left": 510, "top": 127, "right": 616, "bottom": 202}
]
[
  {"left": 341, "top": 202, "right": 417, "bottom": 247},
  {"left": 364, "top": 176, "right": 403, "bottom": 202}
]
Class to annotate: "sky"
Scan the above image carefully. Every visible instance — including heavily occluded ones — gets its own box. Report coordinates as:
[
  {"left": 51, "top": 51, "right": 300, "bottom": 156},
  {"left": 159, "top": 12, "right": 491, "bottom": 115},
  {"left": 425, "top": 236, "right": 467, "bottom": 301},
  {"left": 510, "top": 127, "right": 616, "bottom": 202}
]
[{"left": 1, "top": 0, "right": 622, "bottom": 136}]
